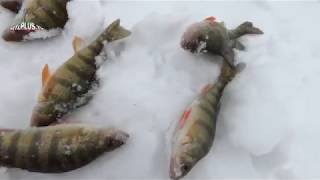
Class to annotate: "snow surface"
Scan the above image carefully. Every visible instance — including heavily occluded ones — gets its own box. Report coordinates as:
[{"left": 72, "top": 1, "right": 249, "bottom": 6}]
[{"left": 0, "top": 1, "right": 320, "bottom": 179}]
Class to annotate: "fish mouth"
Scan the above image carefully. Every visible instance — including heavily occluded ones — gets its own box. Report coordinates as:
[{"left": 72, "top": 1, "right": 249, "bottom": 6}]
[
  {"left": 180, "top": 38, "right": 200, "bottom": 53},
  {"left": 2, "top": 28, "right": 29, "bottom": 42},
  {"left": 104, "top": 129, "right": 130, "bottom": 151},
  {"left": 30, "top": 111, "right": 56, "bottom": 127},
  {"left": 169, "top": 157, "right": 183, "bottom": 180},
  {"left": 30, "top": 104, "right": 58, "bottom": 127},
  {"left": 112, "top": 130, "right": 130, "bottom": 144}
]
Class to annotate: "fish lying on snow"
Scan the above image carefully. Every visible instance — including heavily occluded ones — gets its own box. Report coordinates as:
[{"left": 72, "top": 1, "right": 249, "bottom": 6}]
[
  {"left": 0, "top": 124, "right": 129, "bottom": 173},
  {"left": 31, "top": 19, "right": 131, "bottom": 127},
  {"left": 2, "top": 0, "right": 70, "bottom": 41},
  {"left": 0, "top": 0, "right": 23, "bottom": 13},
  {"left": 171, "top": 17, "right": 264, "bottom": 179},
  {"left": 169, "top": 61, "right": 244, "bottom": 180},
  {"left": 181, "top": 16, "right": 263, "bottom": 65}
]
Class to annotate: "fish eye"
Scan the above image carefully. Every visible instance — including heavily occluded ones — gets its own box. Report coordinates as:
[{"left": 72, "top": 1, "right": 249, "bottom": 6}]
[{"left": 182, "top": 164, "right": 190, "bottom": 172}]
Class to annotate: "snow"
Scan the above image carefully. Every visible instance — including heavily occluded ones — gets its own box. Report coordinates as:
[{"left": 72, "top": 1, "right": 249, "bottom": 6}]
[
  {"left": 0, "top": 0, "right": 320, "bottom": 179},
  {"left": 24, "top": 28, "right": 62, "bottom": 41}
]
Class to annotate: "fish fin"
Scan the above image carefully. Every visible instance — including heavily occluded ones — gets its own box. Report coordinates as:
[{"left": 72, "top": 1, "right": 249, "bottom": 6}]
[
  {"left": 229, "top": 21, "right": 263, "bottom": 39},
  {"left": 42, "top": 64, "right": 51, "bottom": 87},
  {"left": 101, "top": 19, "right": 131, "bottom": 42},
  {"left": 178, "top": 108, "right": 192, "bottom": 129},
  {"left": 238, "top": 22, "right": 263, "bottom": 35},
  {"left": 204, "top": 16, "right": 216, "bottom": 21},
  {"left": 232, "top": 40, "right": 245, "bottom": 51},
  {"left": 235, "top": 62, "right": 246, "bottom": 73},
  {"left": 72, "top": 36, "right": 86, "bottom": 52}
]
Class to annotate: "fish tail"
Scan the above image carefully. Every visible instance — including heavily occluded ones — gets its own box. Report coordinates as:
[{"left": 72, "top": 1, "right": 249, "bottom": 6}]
[
  {"left": 219, "top": 61, "right": 245, "bottom": 83},
  {"left": 96, "top": 19, "right": 131, "bottom": 44},
  {"left": 228, "top": 21, "right": 263, "bottom": 39}
]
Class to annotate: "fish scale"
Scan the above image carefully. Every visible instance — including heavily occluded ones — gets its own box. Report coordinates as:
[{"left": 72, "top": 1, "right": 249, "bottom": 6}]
[
  {"left": 14, "top": 130, "right": 34, "bottom": 169},
  {"left": 5, "top": 132, "right": 21, "bottom": 166},
  {"left": 25, "top": 130, "right": 42, "bottom": 170},
  {"left": 37, "top": 128, "right": 54, "bottom": 171},
  {"left": 0, "top": 124, "right": 128, "bottom": 173}
]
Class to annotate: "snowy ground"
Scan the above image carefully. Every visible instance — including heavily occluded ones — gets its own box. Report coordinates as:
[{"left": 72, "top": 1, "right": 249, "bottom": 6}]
[{"left": 0, "top": 1, "right": 320, "bottom": 179}]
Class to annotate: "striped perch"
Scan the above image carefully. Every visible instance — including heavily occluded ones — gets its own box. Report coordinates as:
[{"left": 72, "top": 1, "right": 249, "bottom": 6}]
[
  {"left": 2, "top": 0, "right": 70, "bottom": 41},
  {"left": 0, "top": 124, "right": 129, "bottom": 173},
  {"left": 169, "top": 61, "right": 243, "bottom": 180},
  {"left": 31, "top": 19, "right": 131, "bottom": 127}
]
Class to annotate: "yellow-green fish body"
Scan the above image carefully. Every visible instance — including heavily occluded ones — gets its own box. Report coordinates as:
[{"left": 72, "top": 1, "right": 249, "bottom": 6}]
[
  {"left": 0, "top": 124, "right": 129, "bottom": 173},
  {"left": 2, "top": 0, "right": 70, "bottom": 41},
  {"left": 170, "top": 62, "right": 240, "bottom": 180},
  {"left": 31, "top": 19, "right": 131, "bottom": 127}
]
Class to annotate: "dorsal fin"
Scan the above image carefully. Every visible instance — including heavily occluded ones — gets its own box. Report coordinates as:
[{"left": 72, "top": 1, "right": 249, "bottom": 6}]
[
  {"left": 204, "top": 16, "right": 216, "bottom": 21},
  {"left": 42, "top": 64, "right": 50, "bottom": 87},
  {"left": 72, "top": 36, "right": 85, "bottom": 52}
]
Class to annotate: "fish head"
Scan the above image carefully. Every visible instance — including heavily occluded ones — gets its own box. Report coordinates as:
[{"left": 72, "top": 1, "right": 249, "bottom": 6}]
[
  {"left": 180, "top": 22, "right": 210, "bottom": 53},
  {"left": 2, "top": 28, "right": 29, "bottom": 42},
  {"left": 181, "top": 23, "right": 203, "bottom": 53},
  {"left": 170, "top": 137, "right": 200, "bottom": 180},
  {"left": 30, "top": 101, "right": 60, "bottom": 127},
  {"left": 101, "top": 128, "right": 129, "bottom": 151}
]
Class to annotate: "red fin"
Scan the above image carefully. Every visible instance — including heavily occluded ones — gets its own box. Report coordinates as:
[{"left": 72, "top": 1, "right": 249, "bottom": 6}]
[
  {"left": 204, "top": 16, "right": 216, "bottom": 22},
  {"left": 42, "top": 64, "right": 50, "bottom": 87},
  {"left": 178, "top": 108, "right": 192, "bottom": 129}
]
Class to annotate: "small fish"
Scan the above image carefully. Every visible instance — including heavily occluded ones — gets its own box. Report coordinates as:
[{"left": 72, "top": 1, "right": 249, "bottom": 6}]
[
  {"left": 0, "top": 124, "right": 129, "bottom": 173},
  {"left": 0, "top": 0, "right": 23, "bottom": 13},
  {"left": 31, "top": 19, "right": 131, "bottom": 127},
  {"left": 169, "top": 61, "right": 244, "bottom": 180},
  {"left": 181, "top": 16, "right": 263, "bottom": 65},
  {"left": 2, "top": 0, "right": 70, "bottom": 41}
]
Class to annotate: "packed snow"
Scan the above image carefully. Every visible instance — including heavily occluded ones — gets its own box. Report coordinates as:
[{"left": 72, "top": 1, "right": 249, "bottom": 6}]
[{"left": 0, "top": 1, "right": 320, "bottom": 179}]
